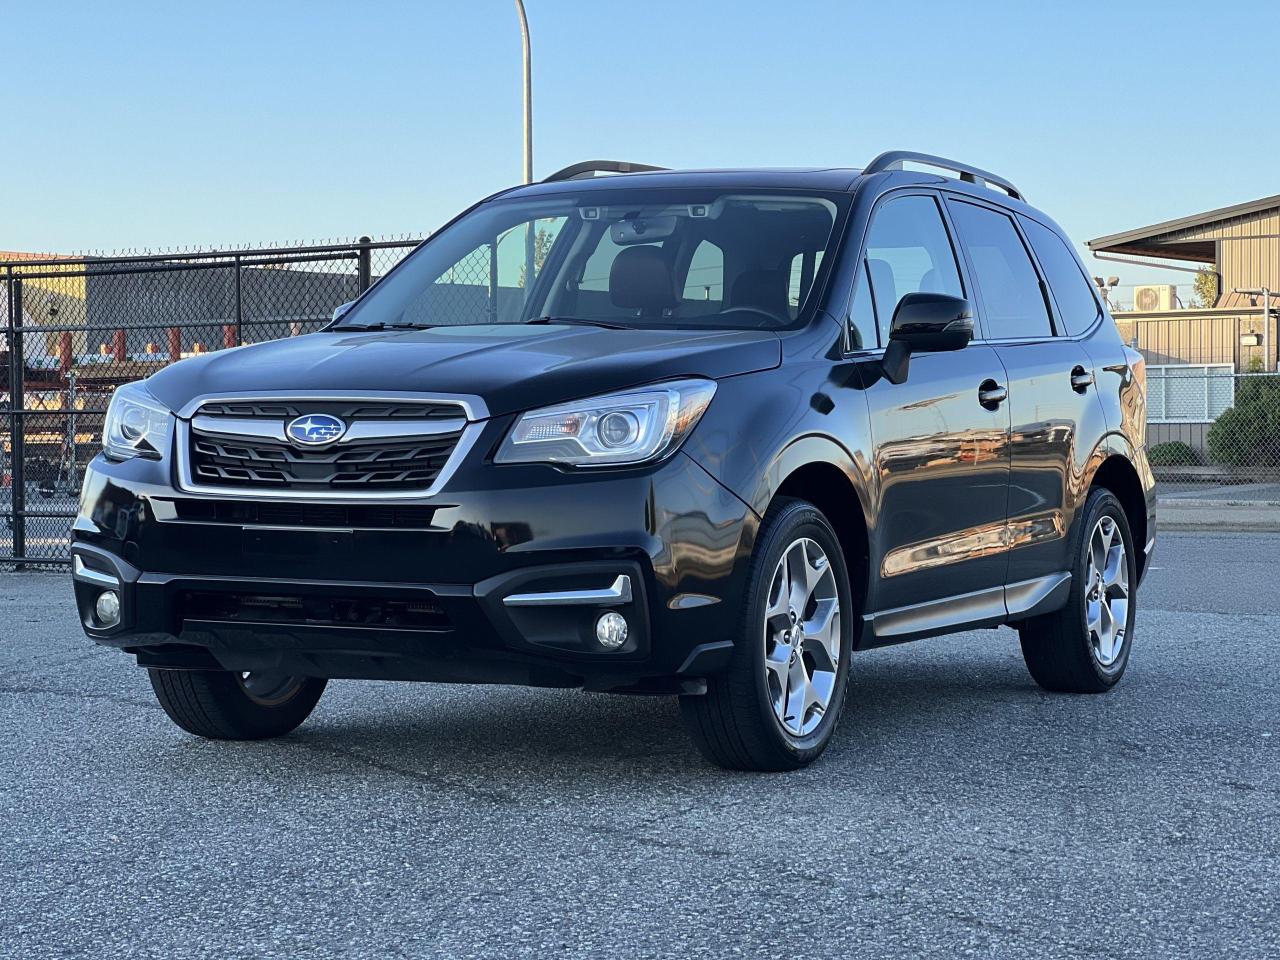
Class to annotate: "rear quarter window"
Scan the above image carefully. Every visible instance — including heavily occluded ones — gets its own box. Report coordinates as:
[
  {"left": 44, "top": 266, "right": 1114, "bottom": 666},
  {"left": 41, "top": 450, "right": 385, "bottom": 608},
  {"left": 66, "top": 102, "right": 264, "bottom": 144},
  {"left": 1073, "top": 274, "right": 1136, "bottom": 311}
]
[{"left": 1020, "top": 217, "right": 1102, "bottom": 337}]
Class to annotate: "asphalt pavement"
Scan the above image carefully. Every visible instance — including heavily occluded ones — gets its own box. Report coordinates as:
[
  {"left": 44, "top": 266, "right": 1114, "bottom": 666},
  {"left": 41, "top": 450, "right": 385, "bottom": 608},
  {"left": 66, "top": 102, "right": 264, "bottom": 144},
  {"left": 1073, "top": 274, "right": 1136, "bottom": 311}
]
[{"left": 1, "top": 531, "right": 1277, "bottom": 959}]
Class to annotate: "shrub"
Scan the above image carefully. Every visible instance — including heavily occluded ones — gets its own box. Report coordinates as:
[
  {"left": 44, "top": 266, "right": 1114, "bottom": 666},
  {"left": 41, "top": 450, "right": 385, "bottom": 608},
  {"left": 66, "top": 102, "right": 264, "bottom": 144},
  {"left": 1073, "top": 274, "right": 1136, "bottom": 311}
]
[
  {"left": 1207, "top": 376, "right": 1280, "bottom": 468},
  {"left": 1147, "top": 441, "right": 1202, "bottom": 467}
]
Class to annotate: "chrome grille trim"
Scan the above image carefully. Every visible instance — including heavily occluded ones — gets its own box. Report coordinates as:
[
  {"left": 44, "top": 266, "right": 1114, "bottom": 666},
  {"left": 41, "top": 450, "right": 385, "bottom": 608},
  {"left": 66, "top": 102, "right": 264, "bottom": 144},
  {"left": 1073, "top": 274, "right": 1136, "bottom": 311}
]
[
  {"left": 190, "top": 415, "right": 468, "bottom": 443},
  {"left": 174, "top": 391, "right": 486, "bottom": 502},
  {"left": 175, "top": 390, "right": 489, "bottom": 421}
]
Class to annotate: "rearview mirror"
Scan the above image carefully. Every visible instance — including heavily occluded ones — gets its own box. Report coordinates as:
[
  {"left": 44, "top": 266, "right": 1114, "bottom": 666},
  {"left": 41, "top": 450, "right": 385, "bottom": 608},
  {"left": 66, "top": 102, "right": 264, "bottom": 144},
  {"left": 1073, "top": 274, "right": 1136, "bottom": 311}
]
[
  {"left": 882, "top": 293, "right": 973, "bottom": 384},
  {"left": 331, "top": 301, "right": 356, "bottom": 323}
]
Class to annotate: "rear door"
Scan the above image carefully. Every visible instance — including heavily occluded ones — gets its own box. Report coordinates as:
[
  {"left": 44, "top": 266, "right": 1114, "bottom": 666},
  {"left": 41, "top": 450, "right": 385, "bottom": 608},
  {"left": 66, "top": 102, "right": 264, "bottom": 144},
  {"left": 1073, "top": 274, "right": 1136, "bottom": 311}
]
[
  {"left": 944, "top": 197, "right": 1104, "bottom": 600},
  {"left": 858, "top": 192, "right": 1013, "bottom": 622}
]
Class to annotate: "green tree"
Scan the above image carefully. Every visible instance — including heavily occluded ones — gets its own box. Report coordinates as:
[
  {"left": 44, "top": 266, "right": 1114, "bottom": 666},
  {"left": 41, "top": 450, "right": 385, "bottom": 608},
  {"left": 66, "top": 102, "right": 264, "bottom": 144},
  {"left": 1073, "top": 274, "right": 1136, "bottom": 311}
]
[
  {"left": 518, "top": 227, "right": 553, "bottom": 288},
  {"left": 1193, "top": 268, "right": 1219, "bottom": 309}
]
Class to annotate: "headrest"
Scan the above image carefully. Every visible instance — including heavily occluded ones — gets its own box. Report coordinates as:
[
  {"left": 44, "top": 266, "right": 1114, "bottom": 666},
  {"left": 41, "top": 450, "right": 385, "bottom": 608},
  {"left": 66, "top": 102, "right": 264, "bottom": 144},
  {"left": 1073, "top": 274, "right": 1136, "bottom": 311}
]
[{"left": 609, "top": 246, "right": 680, "bottom": 311}]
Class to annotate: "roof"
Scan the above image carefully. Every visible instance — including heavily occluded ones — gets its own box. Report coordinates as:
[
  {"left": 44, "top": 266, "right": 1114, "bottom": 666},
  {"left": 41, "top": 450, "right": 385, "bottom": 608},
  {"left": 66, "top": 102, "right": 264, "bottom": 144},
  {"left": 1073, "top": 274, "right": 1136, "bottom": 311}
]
[{"left": 1088, "top": 194, "right": 1280, "bottom": 263}]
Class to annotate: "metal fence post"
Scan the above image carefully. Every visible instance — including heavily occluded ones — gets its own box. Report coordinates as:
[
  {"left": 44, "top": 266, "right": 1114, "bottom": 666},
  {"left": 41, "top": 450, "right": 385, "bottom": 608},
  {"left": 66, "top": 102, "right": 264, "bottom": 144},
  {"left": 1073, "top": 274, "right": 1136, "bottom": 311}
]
[
  {"left": 4, "top": 267, "right": 14, "bottom": 560},
  {"left": 233, "top": 254, "right": 244, "bottom": 346},
  {"left": 357, "top": 236, "right": 372, "bottom": 293},
  {"left": 8, "top": 277, "right": 25, "bottom": 565}
]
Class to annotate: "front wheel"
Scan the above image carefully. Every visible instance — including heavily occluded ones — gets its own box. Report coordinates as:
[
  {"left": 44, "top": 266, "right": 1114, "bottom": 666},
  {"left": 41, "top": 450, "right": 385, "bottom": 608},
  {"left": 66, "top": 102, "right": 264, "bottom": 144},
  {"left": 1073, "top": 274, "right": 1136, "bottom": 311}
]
[
  {"left": 680, "top": 498, "right": 855, "bottom": 771},
  {"left": 149, "top": 668, "right": 327, "bottom": 740},
  {"left": 1018, "top": 487, "right": 1137, "bottom": 693}
]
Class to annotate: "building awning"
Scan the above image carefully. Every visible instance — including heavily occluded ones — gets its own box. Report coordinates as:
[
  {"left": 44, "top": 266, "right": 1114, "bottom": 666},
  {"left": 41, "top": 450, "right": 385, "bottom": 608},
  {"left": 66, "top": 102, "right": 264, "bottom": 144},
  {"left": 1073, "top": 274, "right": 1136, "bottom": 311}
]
[{"left": 1088, "top": 193, "right": 1280, "bottom": 264}]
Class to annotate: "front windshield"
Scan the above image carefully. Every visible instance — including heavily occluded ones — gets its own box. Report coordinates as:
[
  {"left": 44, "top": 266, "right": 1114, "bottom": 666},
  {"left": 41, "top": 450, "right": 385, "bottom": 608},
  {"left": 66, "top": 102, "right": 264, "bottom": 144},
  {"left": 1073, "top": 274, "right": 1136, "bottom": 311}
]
[{"left": 336, "top": 188, "right": 848, "bottom": 332}]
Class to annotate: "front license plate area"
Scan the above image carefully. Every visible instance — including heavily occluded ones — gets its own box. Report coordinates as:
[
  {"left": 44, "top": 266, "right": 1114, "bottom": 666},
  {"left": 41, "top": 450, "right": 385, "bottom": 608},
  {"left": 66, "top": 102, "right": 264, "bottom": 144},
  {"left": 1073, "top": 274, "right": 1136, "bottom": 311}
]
[{"left": 242, "top": 528, "right": 353, "bottom": 558}]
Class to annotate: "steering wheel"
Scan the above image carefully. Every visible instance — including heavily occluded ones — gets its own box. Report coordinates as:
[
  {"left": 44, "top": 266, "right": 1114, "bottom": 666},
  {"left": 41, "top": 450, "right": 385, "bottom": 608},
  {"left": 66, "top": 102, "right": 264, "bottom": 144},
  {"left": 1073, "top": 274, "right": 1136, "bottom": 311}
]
[{"left": 715, "top": 306, "right": 786, "bottom": 328}]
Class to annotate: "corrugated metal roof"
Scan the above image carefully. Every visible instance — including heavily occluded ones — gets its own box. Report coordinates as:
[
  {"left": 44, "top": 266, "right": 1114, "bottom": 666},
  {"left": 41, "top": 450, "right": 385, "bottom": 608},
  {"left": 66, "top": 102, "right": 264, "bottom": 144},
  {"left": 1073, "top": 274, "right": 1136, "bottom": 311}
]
[{"left": 1088, "top": 194, "right": 1280, "bottom": 256}]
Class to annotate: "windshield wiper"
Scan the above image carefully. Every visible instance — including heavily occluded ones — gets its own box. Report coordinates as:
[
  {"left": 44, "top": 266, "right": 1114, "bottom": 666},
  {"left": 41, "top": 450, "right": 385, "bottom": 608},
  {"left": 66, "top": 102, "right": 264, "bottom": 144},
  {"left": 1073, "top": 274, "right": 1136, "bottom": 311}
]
[
  {"left": 335, "top": 321, "right": 434, "bottom": 332},
  {"left": 523, "top": 316, "right": 631, "bottom": 330}
]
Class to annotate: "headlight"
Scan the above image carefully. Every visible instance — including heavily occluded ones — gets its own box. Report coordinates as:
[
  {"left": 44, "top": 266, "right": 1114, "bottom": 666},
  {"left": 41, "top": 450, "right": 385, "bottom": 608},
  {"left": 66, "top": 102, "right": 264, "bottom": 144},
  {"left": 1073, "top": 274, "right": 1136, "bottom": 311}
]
[
  {"left": 494, "top": 378, "right": 717, "bottom": 467},
  {"left": 102, "top": 381, "right": 174, "bottom": 461}
]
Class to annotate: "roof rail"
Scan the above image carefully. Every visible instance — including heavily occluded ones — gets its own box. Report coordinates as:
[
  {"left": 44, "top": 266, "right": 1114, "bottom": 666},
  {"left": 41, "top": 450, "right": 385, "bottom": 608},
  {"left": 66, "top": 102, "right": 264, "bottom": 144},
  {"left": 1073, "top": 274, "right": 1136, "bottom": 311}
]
[
  {"left": 863, "top": 151, "right": 1024, "bottom": 202},
  {"left": 541, "top": 160, "right": 669, "bottom": 183}
]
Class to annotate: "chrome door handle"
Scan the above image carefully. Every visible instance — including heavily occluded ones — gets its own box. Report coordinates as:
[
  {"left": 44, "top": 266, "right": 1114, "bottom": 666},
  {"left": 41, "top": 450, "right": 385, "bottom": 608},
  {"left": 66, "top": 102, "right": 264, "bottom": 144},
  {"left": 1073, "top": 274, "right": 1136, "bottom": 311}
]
[
  {"left": 978, "top": 380, "right": 1008, "bottom": 409},
  {"left": 1070, "top": 365, "right": 1095, "bottom": 392}
]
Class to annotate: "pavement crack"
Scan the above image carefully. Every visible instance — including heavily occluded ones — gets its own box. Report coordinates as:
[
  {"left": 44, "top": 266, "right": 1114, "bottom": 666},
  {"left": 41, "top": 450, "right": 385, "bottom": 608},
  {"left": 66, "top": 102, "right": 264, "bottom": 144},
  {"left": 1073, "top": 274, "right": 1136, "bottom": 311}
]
[
  {"left": 285, "top": 738, "right": 520, "bottom": 806},
  {"left": 0, "top": 683, "right": 162, "bottom": 712}
]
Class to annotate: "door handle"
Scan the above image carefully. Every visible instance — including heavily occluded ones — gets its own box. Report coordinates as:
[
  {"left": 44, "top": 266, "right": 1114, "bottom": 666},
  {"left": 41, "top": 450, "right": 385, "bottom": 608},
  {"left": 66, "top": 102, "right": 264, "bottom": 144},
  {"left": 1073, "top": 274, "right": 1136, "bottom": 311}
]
[
  {"left": 1070, "top": 365, "right": 1095, "bottom": 392},
  {"left": 978, "top": 379, "right": 1008, "bottom": 409}
]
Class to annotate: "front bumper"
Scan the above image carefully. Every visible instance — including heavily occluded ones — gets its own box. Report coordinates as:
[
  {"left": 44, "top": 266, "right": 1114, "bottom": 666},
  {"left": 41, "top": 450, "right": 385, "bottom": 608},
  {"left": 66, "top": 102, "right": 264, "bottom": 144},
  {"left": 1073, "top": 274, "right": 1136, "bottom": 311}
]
[{"left": 71, "top": 436, "right": 757, "bottom": 692}]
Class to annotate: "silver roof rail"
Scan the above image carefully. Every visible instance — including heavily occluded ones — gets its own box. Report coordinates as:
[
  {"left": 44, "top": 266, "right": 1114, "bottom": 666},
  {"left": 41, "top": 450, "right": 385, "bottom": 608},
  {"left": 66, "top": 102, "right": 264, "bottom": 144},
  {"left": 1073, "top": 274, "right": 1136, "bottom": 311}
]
[
  {"left": 542, "top": 160, "right": 669, "bottom": 183},
  {"left": 863, "top": 150, "right": 1024, "bottom": 202}
]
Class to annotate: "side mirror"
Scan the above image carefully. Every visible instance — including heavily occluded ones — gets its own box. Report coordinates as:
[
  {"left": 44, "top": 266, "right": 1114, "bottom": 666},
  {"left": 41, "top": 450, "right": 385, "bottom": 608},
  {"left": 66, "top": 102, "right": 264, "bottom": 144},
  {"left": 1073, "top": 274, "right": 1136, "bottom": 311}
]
[
  {"left": 882, "top": 293, "right": 973, "bottom": 385},
  {"left": 331, "top": 301, "right": 356, "bottom": 323}
]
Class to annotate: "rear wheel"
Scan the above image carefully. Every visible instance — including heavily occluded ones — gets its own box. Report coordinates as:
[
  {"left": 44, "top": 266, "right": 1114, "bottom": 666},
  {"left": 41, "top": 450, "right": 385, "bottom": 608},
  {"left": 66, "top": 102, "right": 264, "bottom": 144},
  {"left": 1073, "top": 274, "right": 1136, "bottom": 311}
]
[
  {"left": 148, "top": 668, "right": 327, "bottom": 740},
  {"left": 680, "top": 498, "right": 854, "bottom": 771},
  {"left": 1018, "top": 487, "right": 1137, "bottom": 693}
]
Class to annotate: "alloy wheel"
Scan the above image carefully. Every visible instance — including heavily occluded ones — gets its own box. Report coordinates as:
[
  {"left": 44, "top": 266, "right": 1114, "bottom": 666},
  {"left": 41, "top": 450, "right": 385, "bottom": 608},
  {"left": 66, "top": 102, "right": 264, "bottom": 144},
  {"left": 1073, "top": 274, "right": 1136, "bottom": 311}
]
[
  {"left": 762, "top": 537, "right": 842, "bottom": 737},
  {"left": 1085, "top": 515, "right": 1130, "bottom": 667}
]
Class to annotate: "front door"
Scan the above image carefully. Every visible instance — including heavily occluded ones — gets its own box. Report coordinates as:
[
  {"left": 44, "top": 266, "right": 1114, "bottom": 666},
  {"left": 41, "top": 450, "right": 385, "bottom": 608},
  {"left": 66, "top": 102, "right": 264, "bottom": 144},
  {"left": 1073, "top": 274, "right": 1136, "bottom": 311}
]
[{"left": 856, "top": 193, "right": 1012, "bottom": 628}]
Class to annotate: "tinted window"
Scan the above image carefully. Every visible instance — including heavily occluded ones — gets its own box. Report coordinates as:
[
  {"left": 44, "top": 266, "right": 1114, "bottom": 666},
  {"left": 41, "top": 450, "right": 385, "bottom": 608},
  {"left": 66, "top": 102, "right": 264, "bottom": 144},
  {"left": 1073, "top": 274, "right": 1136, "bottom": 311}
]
[
  {"left": 1020, "top": 217, "right": 1101, "bottom": 336},
  {"left": 864, "top": 195, "right": 964, "bottom": 342},
  {"left": 848, "top": 262, "right": 875, "bottom": 349},
  {"left": 337, "top": 190, "right": 846, "bottom": 332},
  {"left": 947, "top": 200, "right": 1051, "bottom": 339}
]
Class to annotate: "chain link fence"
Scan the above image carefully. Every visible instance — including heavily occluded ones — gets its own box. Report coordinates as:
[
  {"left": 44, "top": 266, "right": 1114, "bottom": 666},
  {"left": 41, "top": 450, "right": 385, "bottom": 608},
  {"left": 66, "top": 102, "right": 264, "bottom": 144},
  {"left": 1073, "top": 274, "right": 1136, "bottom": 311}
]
[
  {"left": 2, "top": 237, "right": 422, "bottom": 565},
  {"left": 1116, "top": 311, "right": 1280, "bottom": 482}
]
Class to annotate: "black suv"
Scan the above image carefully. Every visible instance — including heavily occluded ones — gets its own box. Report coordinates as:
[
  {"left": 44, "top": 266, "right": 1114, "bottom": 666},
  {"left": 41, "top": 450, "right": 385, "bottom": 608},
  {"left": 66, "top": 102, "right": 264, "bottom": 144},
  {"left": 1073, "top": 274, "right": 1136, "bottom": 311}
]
[{"left": 72, "top": 152, "right": 1155, "bottom": 771}]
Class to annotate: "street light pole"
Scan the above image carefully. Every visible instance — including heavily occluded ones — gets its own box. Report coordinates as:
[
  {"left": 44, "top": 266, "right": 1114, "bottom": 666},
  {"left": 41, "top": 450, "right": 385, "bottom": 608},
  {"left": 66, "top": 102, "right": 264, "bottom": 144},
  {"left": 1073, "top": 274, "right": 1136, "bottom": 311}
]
[
  {"left": 515, "top": 0, "right": 536, "bottom": 306},
  {"left": 515, "top": 0, "right": 532, "bottom": 184}
]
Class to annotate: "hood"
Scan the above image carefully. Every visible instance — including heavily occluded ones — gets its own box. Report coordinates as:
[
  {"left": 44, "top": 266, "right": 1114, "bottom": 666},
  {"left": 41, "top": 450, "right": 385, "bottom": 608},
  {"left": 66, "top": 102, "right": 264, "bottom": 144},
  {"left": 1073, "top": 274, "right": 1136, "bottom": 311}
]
[{"left": 144, "top": 324, "right": 781, "bottom": 419}]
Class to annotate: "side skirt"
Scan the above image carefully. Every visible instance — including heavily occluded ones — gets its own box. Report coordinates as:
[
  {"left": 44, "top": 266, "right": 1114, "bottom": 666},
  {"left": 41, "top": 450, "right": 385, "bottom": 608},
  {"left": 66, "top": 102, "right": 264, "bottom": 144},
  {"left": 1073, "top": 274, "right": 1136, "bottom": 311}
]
[{"left": 858, "top": 572, "right": 1072, "bottom": 649}]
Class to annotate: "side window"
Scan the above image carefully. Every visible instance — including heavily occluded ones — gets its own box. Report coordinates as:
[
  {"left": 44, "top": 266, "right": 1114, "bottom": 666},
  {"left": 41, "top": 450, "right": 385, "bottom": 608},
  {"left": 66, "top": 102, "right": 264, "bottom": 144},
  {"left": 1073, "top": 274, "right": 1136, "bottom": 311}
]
[
  {"left": 848, "top": 262, "right": 876, "bottom": 350},
  {"left": 946, "top": 201, "right": 1052, "bottom": 339},
  {"left": 1020, "top": 217, "right": 1102, "bottom": 336},
  {"left": 682, "top": 240, "right": 724, "bottom": 315},
  {"left": 864, "top": 195, "right": 964, "bottom": 342}
]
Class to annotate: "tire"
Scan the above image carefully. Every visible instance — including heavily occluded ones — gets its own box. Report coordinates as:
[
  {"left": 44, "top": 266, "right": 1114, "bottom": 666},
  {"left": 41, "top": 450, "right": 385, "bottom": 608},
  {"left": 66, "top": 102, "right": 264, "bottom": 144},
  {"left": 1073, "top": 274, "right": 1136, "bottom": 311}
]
[
  {"left": 148, "top": 668, "right": 327, "bottom": 740},
  {"left": 680, "top": 498, "right": 855, "bottom": 771},
  {"left": 1018, "top": 487, "right": 1137, "bottom": 693}
]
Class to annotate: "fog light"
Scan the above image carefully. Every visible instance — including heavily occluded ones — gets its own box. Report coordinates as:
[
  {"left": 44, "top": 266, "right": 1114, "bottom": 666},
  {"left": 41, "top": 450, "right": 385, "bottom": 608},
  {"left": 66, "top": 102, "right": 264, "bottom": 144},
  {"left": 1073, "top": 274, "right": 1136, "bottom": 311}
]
[
  {"left": 595, "top": 611, "right": 628, "bottom": 649},
  {"left": 95, "top": 590, "right": 121, "bottom": 627}
]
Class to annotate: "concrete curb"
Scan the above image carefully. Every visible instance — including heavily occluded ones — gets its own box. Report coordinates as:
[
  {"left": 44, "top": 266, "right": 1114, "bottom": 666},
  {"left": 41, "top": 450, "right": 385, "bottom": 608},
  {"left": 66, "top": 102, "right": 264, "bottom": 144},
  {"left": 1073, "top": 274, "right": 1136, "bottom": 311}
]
[
  {"left": 1157, "top": 504, "right": 1280, "bottom": 512},
  {"left": 1157, "top": 496, "right": 1280, "bottom": 533}
]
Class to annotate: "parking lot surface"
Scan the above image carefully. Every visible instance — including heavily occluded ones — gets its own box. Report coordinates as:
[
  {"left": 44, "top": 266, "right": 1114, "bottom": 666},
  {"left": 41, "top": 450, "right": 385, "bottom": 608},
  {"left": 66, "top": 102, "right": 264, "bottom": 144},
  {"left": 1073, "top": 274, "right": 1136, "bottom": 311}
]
[{"left": 1, "top": 531, "right": 1277, "bottom": 959}]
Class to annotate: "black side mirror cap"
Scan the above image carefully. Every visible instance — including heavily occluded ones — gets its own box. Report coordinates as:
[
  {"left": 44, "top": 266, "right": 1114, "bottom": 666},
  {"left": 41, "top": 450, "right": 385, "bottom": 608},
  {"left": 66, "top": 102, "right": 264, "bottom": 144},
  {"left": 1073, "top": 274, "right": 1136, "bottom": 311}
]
[{"left": 882, "top": 293, "right": 974, "bottom": 384}]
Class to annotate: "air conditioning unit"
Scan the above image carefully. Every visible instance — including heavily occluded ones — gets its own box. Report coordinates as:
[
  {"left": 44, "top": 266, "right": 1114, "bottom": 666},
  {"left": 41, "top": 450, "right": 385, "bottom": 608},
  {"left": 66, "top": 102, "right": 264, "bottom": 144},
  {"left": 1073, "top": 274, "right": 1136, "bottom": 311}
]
[{"left": 1133, "top": 284, "right": 1177, "bottom": 312}]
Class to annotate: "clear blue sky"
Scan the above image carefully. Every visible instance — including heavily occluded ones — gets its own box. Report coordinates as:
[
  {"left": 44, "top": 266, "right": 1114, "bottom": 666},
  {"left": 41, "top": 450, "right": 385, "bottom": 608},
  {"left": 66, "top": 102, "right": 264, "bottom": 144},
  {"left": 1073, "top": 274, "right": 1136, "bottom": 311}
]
[{"left": 3, "top": 0, "right": 1274, "bottom": 292}]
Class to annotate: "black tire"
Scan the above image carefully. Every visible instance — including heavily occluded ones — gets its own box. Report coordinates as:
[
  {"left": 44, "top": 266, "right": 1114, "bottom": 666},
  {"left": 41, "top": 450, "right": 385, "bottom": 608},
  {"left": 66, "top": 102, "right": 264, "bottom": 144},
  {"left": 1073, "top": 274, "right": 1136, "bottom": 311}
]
[
  {"left": 679, "top": 498, "right": 855, "bottom": 771},
  {"left": 148, "top": 668, "right": 327, "bottom": 740},
  {"left": 1018, "top": 487, "right": 1137, "bottom": 693}
]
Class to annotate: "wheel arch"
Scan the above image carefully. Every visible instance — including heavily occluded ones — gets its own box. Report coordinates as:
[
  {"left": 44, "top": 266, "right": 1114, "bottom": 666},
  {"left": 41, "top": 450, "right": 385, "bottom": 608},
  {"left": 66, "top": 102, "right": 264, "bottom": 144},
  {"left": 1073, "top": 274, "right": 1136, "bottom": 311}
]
[
  {"left": 767, "top": 453, "right": 871, "bottom": 618},
  {"left": 1088, "top": 453, "right": 1149, "bottom": 580}
]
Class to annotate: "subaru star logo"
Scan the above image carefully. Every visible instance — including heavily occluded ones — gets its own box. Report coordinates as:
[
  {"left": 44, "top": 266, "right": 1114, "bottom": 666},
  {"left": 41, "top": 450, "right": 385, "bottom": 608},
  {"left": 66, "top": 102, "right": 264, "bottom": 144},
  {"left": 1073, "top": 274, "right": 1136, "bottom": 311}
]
[{"left": 286, "top": 413, "right": 347, "bottom": 446}]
